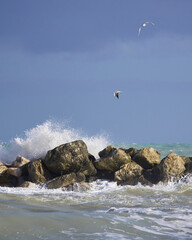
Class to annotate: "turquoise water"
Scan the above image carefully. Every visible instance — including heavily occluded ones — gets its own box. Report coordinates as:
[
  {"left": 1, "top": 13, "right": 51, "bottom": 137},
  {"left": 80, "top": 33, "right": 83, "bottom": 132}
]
[{"left": 117, "top": 143, "right": 192, "bottom": 159}]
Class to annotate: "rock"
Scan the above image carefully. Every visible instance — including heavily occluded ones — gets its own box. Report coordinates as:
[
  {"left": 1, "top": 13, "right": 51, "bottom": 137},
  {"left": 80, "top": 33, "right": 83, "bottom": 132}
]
[
  {"left": 159, "top": 152, "right": 186, "bottom": 181},
  {"left": 138, "top": 175, "right": 153, "bottom": 186},
  {"left": 114, "top": 161, "right": 143, "bottom": 185},
  {"left": 46, "top": 172, "right": 85, "bottom": 189},
  {"left": 0, "top": 172, "right": 17, "bottom": 187},
  {"left": 88, "top": 153, "right": 96, "bottom": 163},
  {"left": 95, "top": 148, "right": 131, "bottom": 172},
  {"left": 120, "top": 147, "right": 139, "bottom": 158},
  {"left": 181, "top": 156, "right": 192, "bottom": 174},
  {"left": 44, "top": 140, "right": 97, "bottom": 176},
  {"left": 98, "top": 145, "right": 118, "bottom": 158},
  {"left": 185, "top": 161, "right": 192, "bottom": 173},
  {"left": 95, "top": 170, "right": 115, "bottom": 181},
  {"left": 142, "top": 167, "right": 162, "bottom": 185},
  {"left": 0, "top": 163, "right": 18, "bottom": 186},
  {"left": 11, "top": 156, "right": 30, "bottom": 168},
  {"left": 0, "top": 162, "right": 7, "bottom": 175},
  {"left": 181, "top": 156, "right": 192, "bottom": 165},
  {"left": 19, "top": 181, "right": 36, "bottom": 188},
  {"left": 66, "top": 182, "right": 90, "bottom": 191},
  {"left": 27, "top": 159, "right": 53, "bottom": 184},
  {"left": 132, "top": 147, "right": 161, "bottom": 169},
  {"left": 6, "top": 167, "right": 22, "bottom": 177}
]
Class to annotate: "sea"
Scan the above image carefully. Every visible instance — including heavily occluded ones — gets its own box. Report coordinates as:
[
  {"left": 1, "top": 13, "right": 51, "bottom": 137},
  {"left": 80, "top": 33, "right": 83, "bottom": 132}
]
[{"left": 0, "top": 121, "right": 192, "bottom": 240}]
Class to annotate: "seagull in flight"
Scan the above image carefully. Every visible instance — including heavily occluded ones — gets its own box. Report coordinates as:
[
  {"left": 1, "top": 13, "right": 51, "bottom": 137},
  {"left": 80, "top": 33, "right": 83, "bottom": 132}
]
[
  {"left": 138, "top": 22, "right": 155, "bottom": 36},
  {"left": 114, "top": 91, "right": 122, "bottom": 99}
]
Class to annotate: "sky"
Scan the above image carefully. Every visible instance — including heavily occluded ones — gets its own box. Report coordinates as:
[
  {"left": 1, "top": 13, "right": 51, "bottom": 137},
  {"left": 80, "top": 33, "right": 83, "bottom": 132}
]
[{"left": 0, "top": 0, "right": 192, "bottom": 144}]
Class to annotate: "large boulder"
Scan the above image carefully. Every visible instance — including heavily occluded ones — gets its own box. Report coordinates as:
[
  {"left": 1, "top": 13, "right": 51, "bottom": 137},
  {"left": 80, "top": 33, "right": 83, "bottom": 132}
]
[
  {"left": 114, "top": 161, "right": 143, "bottom": 185},
  {"left": 27, "top": 159, "right": 53, "bottom": 184},
  {"left": 46, "top": 172, "right": 85, "bottom": 189},
  {"left": 94, "top": 147, "right": 131, "bottom": 172},
  {"left": 43, "top": 140, "right": 97, "bottom": 176},
  {"left": 159, "top": 152, "right": 186, "bottom": 181},
  {"left": 132, "top": 147, "right": 161, "bottom": 169}
]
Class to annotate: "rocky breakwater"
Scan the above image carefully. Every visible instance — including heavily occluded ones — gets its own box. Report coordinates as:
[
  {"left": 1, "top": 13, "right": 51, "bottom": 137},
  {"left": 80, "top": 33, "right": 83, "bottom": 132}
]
[{"left": 0, "top": 140, "right": 192, "bottom": 189}]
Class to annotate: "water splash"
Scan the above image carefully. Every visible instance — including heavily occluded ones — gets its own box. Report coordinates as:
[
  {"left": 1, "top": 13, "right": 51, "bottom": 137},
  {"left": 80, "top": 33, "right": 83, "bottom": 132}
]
[{"left": 0, "top": 120, "right": 109, "bottom": 163}]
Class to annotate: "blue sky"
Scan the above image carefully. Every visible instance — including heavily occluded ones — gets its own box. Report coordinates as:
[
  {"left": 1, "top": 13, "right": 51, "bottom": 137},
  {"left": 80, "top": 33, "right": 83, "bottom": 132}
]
[{"left": 0, "top": 0, "right": 192, "bottom": 144}]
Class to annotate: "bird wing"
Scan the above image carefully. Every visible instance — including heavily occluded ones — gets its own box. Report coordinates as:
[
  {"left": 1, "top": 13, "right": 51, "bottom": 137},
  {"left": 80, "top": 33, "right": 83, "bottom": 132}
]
[
  {"left": 138, "top": 26, "right": 142, "bottom": 36},
  {"left": 145, "top": 21, "right": 155, "bottom": 26}
]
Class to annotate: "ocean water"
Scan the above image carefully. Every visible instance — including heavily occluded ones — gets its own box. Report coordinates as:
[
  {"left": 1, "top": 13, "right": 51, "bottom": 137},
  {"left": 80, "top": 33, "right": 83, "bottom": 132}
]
[{"left": 0, "top": 121, "right": 192, "bottom": 240}]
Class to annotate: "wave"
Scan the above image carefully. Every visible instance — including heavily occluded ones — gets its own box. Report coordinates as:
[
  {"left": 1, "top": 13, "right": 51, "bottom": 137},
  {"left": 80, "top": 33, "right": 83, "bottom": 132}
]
[{"left": 0, "top": 120, "right": 109, "bottom": 163}]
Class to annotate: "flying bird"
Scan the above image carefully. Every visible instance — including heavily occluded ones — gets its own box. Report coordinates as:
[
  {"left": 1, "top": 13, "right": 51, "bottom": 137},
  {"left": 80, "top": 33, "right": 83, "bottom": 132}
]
[
  {"left": 138, "top": 22, "right": 155, "bottom": 36},
  {"left": 114, "top": 91, "right": 122, "bottom": 99}
]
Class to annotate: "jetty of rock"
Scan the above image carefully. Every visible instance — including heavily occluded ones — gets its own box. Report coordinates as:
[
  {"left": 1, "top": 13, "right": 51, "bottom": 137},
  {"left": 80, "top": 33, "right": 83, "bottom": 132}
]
[{"left": 0, "top": 140, "right": 191, "bottom": 189}]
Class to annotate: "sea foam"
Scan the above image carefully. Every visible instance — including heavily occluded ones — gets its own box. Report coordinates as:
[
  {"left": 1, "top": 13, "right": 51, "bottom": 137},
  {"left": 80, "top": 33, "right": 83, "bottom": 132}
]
[{"left": 0, "top": 120, "right": 109, "bottom": 163}]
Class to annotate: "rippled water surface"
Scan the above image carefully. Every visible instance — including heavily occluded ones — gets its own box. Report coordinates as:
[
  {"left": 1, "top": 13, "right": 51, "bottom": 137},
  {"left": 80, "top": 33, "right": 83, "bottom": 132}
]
[{"left": 0, "top": 179, "right": 192, "bottom": 240}]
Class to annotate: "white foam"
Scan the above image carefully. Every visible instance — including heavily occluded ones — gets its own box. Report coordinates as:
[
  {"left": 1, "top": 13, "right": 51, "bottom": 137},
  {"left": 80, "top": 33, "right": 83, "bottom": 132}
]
[{"left": 0, "top": 120, "right": 109, "bottom": 163}]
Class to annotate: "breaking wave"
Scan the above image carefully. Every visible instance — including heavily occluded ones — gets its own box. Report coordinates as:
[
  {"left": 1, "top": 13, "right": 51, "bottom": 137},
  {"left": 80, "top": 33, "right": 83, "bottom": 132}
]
[{"left": 0, "top": 120, "right": 109, "bottom": 163}]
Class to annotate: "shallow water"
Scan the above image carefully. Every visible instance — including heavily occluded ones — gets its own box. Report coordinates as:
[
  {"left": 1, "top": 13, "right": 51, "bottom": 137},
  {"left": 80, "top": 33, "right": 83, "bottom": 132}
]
[{"left": 0, "top": 179, "right": 192, "bottom": 240}]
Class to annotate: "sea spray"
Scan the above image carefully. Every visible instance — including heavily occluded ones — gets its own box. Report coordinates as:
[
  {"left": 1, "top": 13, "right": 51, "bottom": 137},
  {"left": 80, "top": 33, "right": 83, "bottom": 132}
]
[{"left": 0, "top": 120, "right": 109, "bottom": 163}]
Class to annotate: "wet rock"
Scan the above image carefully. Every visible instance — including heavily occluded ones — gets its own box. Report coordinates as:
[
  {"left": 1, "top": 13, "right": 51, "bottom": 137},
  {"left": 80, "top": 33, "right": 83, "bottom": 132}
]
[
  {"left": 159, "top": 152, "right": 186, "bottom": 181},
  {"left": 132, "top": 147, "right": 161, "bottom": 169},
  {"left": 44, "top": 140, "right": 97, "bottom": 176},
  {"left": 46, "top": 172, "right": 85, "bottom": 189},
  {"left": 114, "top": 161, "right": 143, "bottom": 185},
  {"left": 27, "top": 159, "right": 53, "bottom": 184},
  {"left": 95, "top": 148, "right": 131, "bottom": 172}
]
